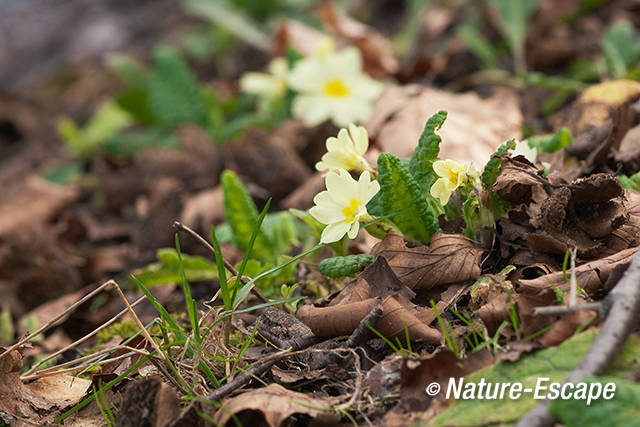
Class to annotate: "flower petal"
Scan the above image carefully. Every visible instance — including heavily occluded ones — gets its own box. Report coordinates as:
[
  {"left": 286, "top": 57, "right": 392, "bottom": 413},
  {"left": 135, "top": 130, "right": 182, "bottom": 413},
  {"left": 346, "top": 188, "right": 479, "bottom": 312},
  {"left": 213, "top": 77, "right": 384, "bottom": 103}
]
[
  {"left": 292, "top": 95, "right": 331, "bottom": 126},
  {"left": 430, "top": 178, "right": 452, "bottom": 205},
  {"left": 347, "top": 221, "right": 360, "bottom": 239},
  {"left": 321, "top": 222, "right": 350, "bottom": 243},
  {"left": 348, "top": 124, "right": 369, "bottom": 155}
]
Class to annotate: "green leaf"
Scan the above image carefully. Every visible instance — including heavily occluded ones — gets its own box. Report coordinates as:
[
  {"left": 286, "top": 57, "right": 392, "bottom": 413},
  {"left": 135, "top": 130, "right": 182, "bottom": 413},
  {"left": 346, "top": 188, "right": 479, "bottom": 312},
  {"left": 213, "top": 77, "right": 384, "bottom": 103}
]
[
  {"left": 41, "top": 163, "right": 82, "bottom": 185},
  {"left": 318, "top": 254, "right": 375, "bottom": 279},
  {"left": 102, "top": 128, "right": 179, "bottom": 158},
  {"left": 550, "top": 377, "right": 640, "bottom": 425},
  {"left": 221, "top": 170, "right": 273, "bottom": 263},
  {"left": 458, "top": 23, "right": 500, "bottom": 69},
  {"left": 108, "top": 55, "right": 155, "bottom": 123},
  {"left": 148, "top": 46, "right": 209, "bottom": 127},
  {"left": 620, "top": 172, "right": 640, "bottom": 191},
  {"left": 57, "top": 101, "right": 132, "bottom": 160},
  {"left": 433, "top": 330, "right": 640, "bottom": 426},
  {"left": 526, "top": 127, "right": 573, "bottom": 154},
  {"left": 378, "top": 153, "right": 440, "bottom": 243},
  {"left": 481, "top": 139, "right": 517, "bottom": 190},
  {"left": 490, "top": 0, "right": 538, "bottom": 73},
  {"left": 603, "top": 22, "right": 640, "bottom": 79},
  {"left": 409, "top": 110, "right": 447, "bottom": 191},
  {"left": 133, "top": 248, "right": 219, "bottom": 287}
]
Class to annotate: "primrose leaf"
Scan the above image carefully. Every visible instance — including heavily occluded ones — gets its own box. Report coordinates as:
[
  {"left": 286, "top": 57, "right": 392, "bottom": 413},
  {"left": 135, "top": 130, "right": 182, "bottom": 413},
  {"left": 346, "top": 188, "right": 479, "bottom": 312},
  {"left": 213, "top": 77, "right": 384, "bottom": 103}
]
[
  {"left": 148, "top": 46, "right": 209, "bottom": 127},
  {"left": 221, "top": 170, "right": 273, "bottom": 263},
  {"left": 378, "top": 153, "right": 440, "bottom": 243},
  {"left": 481, "top": 139, "right": 517, "bottom": 190},
  {"left": 409, "top": 110, "right": 448, "bottom": 191},
  {"left": 526, "top": 127, "right": 572, "bottom": 154},
  {"left": 318, "top": 254, "right": 375, "bottom": 279}
]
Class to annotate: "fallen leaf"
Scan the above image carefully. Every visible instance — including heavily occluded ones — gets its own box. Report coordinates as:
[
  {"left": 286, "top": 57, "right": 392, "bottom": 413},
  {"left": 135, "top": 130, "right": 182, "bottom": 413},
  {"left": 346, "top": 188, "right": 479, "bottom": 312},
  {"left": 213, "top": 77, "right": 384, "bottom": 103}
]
[
  {"left": 213, "top": 383, "right": 342, "bottom": 426},
  {"left": 317, "top": 3, "right": 399, "bottom": 78},
  {"left": 180, "top": 186, "right": 225, "bottom": 232},
  {"left": 374, "top": 232, "right": 483, "bottom": 290},
  {"left": 116, "top": 378, "right": 181, "bottom": 427},
  {"left": 364, "top": 85, "right": 522, "bottom": 166},
  {"left": 0, "top": 175, "right": 77, "bottom": 237},
  {"left": 0, "top": 348, "right": 91, "bottom": 424}
]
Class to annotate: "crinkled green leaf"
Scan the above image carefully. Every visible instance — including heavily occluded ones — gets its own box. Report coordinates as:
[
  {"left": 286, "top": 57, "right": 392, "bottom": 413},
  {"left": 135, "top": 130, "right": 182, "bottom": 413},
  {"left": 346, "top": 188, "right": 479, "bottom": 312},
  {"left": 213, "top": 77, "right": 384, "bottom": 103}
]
[
  {"left": 526, "top": 127, "right": 573, "bottom": 154},
  {"left": 378, "top": 153, "right": 440, "bottom": 243},
  {"left": 481, "top": 139, "right": 517, "bottom": 190},
  {"left": 318, "top": 254, "right": 375, "bottom": 279},
  {"left": 409, "top": 110, "right": 447, "bottom": 191},
  {"left": 432, "top": 330, "right": 640, "bottom": 426},
  {"left": 221, "top": 170, "right": 273, "bottom": 263},
  {"left": 148, "top": 46, "right": 209, "bottom": 127}
]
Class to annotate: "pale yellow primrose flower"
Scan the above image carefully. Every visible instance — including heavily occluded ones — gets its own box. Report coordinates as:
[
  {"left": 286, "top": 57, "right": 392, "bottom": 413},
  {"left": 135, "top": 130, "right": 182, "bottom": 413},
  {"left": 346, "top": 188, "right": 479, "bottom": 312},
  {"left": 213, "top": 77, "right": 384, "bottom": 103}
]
[
  {"left": 240, "top": 57, "right": 288, "bottom": 101},
  {"left": 316, "top": 124, "right": 371, "bottom": 173},
  {"left": 312, "top": 37, "right": 335, "bottom": 59},
  {"left": 309, "top": 169, "right": 380, "bottom": 243},
  {"left": 288, "top": 47, "right": 384, "bottom": 127},
  {"left": 511, "top": 140, "right": 537, "bottom": 163},
  {"left": 430, "top": 159, "right": 469, "bottom": 206}
]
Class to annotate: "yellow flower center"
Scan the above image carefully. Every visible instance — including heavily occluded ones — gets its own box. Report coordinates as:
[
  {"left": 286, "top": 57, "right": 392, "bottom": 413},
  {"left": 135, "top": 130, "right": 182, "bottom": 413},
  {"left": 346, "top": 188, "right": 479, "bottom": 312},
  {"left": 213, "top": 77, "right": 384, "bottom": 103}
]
[
  {"left": 448, "top": 168, "right": 465, "bottom": 187},
  {"left": 342, "top": 199, "right": 361, "bottom": 223},
  {"left": 324, "top": 79, "right": 349, "bottom": 98}
]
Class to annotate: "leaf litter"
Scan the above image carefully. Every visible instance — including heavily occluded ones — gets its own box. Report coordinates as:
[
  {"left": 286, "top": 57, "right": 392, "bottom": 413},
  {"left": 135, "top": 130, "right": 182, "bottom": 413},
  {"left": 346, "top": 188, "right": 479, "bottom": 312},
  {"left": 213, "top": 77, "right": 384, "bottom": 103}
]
[{"left": 2, "top": 1, "right": 640, "bottom": 426}]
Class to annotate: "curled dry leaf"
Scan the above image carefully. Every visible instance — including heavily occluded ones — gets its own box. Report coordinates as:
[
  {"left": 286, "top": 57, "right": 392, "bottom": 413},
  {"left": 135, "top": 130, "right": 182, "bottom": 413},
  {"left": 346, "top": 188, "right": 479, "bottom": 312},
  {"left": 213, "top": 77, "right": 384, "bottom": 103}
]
[
  {"left": 516, "top": 247, "right": 636, "bottom": 306},
  {"left": 297, "top": 257, "right": 441, "bottom": 343},
  {"left": 494, "top": 157, "right": 635, "bottom": 258},
  {"left": 317, "top": 3, "right": 399, "bottom": 78},
  {"left": 213, "top": 383, "right": 342, "bottom": 426},
  {"left": 0, "top": 348, "right": 91, "bottom": 424},
  {"left": 364, "top": 85, "right": 522, "bottom": 166},
  {"left": 373, "top": 232, "right": 483, "bottom": 290}
]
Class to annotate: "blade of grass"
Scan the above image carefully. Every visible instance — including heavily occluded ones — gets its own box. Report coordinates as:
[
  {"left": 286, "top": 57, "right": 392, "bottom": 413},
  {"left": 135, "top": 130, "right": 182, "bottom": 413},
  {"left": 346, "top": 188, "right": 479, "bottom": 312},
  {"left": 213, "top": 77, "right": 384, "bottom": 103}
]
[
  {"left": 231, "top": 198, "right": 271, "bottom": 307},
  {"left": 232, "top": 243, "right": 323, "bottom": 309},
  {"left": 176, "top": 234, "right": 201, "bottom": 344},
  {"left": 209, "top": 224, "right": 230, "bottom": 308}
]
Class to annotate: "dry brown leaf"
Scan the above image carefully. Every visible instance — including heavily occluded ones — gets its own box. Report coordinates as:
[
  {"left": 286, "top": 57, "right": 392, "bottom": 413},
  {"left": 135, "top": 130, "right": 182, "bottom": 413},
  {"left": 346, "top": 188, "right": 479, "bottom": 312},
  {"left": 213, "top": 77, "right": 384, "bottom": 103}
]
[
  {"left": 516, "top": 247, "right": 636, "bottom": 305},
  {"left": 116, "top": 378, "right": 181, "bottom": 427},
  {"left": 0, "top": 348, "right": 91, "bottom": 424},
  {"left": 0, "top": 175, "right": 77, "bottom": 237},
  {"left": 374, "top": 232, "right": 483, "bottom": 290},
  {"left": 213, "top": 383, "right": 342, "bottom": 426},
  {"left": 180, "top": 186, "right": 224, "bottom": 232},
  {"left": 317, "top": 3, "right": 399, "bottom": 78},
  {"left": 364, "top": 85, "right": 522, "bottom": 166},
  {"left": 274, "top": 18, "right": 326, "bottom": 58}
]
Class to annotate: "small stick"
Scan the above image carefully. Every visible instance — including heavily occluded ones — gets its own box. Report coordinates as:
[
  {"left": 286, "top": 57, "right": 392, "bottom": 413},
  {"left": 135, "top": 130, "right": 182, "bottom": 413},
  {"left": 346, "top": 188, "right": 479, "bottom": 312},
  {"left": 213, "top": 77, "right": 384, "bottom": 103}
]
[
  {"left": 21, "top": 350, "right": 145, "bottom": 381},
  {"left": 569, "top": 247, "right": 578, "bottom": 307},
  {"left": 22, "top": 296, "right": 146, "bottom": 377},
  {"left": 534, "top": 302, "right": 601, "bottom": 316},
  {"left": 347, "top": 305, "right": 383, "bottom": 347},
  {"left": 173, "top": 221, "right": 269, "bottom": 303},
  {"left": 0, "top": 281, "right": 113, "bottom": 361},
  {"left": 518, "top": 248, "right": 640, "bottom": 427}
]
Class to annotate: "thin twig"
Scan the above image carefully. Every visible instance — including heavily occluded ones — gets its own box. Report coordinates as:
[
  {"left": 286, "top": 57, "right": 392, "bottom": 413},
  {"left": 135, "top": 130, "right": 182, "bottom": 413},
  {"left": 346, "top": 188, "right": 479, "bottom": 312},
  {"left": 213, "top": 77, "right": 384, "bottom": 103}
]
[
  {"left": 517, "top": 248, "right": 640, "bottom": 427},
  {"left": 173, "top": 221, "right": 269, "bottom": 303},
  {"left": 0, "top": 281, "right": 113, "bottom": 361},
  {"left": 347, "top": 305, "right": 383, "bottom": 347},
  {"left": 534, "top": 303, "right": 601, "bottom": 316},
  {"left": 569, "top": 247, "right": 577, "bottom": 307},
  {"left": 23, "top": 296, "right": 146, "bottom": 377}
]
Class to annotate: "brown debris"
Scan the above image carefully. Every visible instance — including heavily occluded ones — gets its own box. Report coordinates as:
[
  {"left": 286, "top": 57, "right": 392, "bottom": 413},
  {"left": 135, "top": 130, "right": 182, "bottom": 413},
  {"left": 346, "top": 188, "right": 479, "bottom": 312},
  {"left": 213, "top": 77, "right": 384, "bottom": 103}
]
[{"left": 374, "top": 232, "right": 483, "bottom": 290}]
